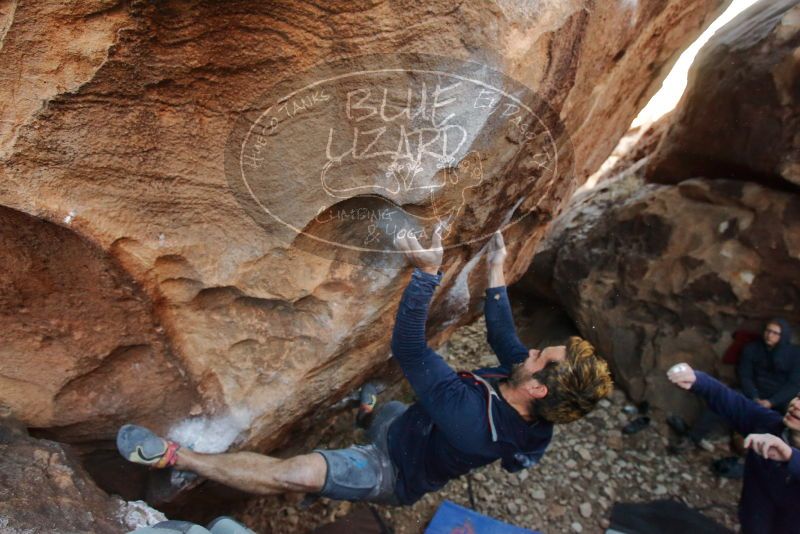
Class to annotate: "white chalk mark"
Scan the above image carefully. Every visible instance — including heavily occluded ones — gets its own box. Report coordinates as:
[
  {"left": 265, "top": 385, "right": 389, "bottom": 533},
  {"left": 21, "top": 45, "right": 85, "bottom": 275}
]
[
  {"left": 63, "top": 210, "right": 76, "bottom": 224},
  {"left": 441, "top": 249, "right": 483, "bottom": 330},
  {"left": 118, "top": 501, "right": 167, "bottom": 530},
  {"left": 167, "top": 407, "right": 253, "bottom": 453},
  {"left": 440, "top": 197, "right": 524, "bottom": 329}
]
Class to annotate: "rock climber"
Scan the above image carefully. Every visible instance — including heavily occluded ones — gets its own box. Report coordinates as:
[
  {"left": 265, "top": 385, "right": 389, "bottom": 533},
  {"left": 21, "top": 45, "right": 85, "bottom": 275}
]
[{"left": 117, "top": 230, "right": 613, "bottom": 506}]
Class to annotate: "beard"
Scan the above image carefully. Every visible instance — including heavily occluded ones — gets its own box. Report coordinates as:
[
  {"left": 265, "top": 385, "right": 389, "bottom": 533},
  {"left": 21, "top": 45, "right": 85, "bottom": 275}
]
[{"left": 508, "top": 362, "right": 530, "bottom": 388}]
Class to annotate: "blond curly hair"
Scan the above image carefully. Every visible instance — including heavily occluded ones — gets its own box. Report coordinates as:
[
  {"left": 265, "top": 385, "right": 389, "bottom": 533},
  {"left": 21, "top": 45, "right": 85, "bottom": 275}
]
[{"left": 532, "top": 336, "right": 614, "bottom": 424}]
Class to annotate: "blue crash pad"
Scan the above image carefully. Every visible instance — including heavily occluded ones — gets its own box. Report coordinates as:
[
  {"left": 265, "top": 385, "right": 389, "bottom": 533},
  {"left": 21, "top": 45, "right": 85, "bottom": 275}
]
[{"left": 425, "top": 500, "right": 540, "bottom": 534}]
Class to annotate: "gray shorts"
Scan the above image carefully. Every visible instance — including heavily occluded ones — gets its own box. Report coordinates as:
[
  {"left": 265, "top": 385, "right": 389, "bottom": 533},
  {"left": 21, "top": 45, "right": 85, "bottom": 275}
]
[{"left": 315, "top": 401, "right": 407, "bottom": 504}]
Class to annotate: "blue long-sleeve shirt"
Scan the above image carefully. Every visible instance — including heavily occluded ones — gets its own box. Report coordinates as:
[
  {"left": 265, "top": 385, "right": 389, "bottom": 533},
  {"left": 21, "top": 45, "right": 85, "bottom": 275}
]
[
  {"left": 485, "top": 283, "right": 530, "bottom": 367},
  {"left": 691, "top": 372, "right": 800, "bottom": 533},
  {"left": 386, "top": 269, "right": 552, "bottom": 505}
]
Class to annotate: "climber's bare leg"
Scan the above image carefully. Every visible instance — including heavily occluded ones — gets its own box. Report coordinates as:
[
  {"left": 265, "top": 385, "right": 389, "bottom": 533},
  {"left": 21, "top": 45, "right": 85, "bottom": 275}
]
[{"left": 175, "top": 449, "right": 327, "bottom": 495}]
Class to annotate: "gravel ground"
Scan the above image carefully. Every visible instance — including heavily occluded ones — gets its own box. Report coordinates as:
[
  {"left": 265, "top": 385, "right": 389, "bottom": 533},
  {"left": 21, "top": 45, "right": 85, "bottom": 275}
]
[{"left": 239, "top": 315, "right": 741, "bottom": 533}]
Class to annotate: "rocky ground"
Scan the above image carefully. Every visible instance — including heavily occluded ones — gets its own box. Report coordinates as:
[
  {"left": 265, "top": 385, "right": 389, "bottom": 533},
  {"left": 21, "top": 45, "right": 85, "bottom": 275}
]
[{"left": 239, "top": 310, "right": 741, "bottom": 533}]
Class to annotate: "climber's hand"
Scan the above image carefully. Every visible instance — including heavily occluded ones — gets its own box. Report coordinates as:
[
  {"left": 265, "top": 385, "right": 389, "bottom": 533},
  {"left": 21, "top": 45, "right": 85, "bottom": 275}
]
[
  {"left": 486, "top": 231, "right": 507, "bottom": 288},
  {"left": 487, "top": 231, "right": 507, "bottom": 268},
  {"left": 395, "top": 225, "right": 443, "bottom": 275}
]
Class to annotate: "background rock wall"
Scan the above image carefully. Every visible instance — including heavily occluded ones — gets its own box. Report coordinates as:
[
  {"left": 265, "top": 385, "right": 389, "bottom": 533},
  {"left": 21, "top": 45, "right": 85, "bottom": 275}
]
[
  {"left": 526, "top": 0, "right": 800, "bottom": 413},
  {"left": 648, "top": 0, "right": 800, "bottom": 189},
  {"left": 0, "top": 0, "right": 728, "bottom": 454},
  {"left": 531, "top": 173, "right": 800, "bottom": 414}
]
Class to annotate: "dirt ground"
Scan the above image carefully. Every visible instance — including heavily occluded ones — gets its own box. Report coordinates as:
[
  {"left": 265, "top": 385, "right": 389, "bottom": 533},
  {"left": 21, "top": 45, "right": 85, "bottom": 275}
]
[{"left": 238, "top": 313, "right": 741, "bottom": 533}]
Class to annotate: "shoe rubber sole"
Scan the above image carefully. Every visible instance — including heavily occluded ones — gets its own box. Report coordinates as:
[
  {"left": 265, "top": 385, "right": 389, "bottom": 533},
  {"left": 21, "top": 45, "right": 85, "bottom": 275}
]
[{"left": 117, "top": 424, "right": 178, "bottom": 468}]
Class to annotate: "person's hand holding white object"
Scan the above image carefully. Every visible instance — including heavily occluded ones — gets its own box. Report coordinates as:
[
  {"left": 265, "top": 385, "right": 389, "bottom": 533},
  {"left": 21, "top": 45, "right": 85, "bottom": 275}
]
[{"left": 666, "top": 363, "right": 697, "bottom": 390}]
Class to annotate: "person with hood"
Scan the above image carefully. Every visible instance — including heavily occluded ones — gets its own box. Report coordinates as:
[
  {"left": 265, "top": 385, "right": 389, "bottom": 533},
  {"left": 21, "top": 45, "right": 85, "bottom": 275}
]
[
  {"left": 668, "top": 362, "right": 800, "bottom": 533},
  {"left": 114, "top": 230, "right": 613, "bottom": 506},
  {"left": 739, "top": 319, "right": 800, "bottom": 413}
]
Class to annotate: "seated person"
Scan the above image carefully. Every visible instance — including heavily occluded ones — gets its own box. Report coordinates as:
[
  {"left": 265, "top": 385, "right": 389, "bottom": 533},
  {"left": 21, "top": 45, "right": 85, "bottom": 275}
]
[
  {"left": 739, "top": 319, "right": 800, "bottom": 413},
  {"left": 668, "top": 363, "right": 800, "bottom": 533}
]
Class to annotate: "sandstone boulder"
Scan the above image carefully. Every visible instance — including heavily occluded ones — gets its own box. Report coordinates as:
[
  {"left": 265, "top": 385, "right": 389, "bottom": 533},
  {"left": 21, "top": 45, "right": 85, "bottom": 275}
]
[
  {"left": 648, "top": 0, "right": 800, "bottom": 189},
  {"left": 529, "top": 171, "right": 800, "bottom": 412},
  {"left": 0, "top": 0, "right": 728, "bottom": 455},
  {"left": 0, "top": 205, "right": 198, "bottom": 441}
]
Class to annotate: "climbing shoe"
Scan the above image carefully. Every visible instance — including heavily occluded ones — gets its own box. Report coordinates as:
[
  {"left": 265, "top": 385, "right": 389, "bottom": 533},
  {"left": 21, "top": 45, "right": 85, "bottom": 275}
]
[
  {"left": 356, "top": 382, "right": 379, "bottom": 428},
  {"left": 117, "top": 424, "right": 180, "bottom": 468}
]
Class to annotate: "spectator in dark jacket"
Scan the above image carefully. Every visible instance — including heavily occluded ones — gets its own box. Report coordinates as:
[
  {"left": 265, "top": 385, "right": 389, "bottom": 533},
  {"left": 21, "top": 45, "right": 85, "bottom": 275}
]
[
  {"left": 668, "top": 363, "right": 800, "bottom": 533},
  {"left": 739, "top": 318, "right": 800, "bottom": 413}
]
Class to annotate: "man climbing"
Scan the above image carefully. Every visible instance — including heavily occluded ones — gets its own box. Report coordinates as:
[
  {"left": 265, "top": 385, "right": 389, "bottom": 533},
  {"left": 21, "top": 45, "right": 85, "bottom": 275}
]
[
  {"left": 668, "top": 362, "right": 800, "bottom": 533},
  {"left": 117, "top": 230, "right": 613, "bottom": 505}
]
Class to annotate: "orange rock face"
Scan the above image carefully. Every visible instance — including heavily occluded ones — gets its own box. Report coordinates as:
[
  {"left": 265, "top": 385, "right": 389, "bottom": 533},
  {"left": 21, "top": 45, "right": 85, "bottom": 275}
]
[
  {"left": 0, "top": 206, "right": 196, "bottom": 441},
  {"left": 0, "top": 0, "right": 727, "bottom": 450}
]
